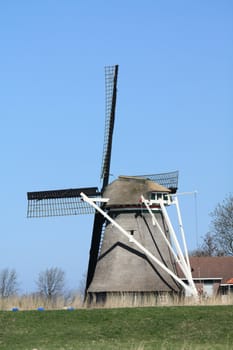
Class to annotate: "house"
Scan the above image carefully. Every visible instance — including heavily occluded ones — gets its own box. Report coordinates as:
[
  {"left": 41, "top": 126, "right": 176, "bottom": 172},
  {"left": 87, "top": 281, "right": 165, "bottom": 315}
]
[{"left": 178, "top": 256, "right": 233, "bottom": 297}]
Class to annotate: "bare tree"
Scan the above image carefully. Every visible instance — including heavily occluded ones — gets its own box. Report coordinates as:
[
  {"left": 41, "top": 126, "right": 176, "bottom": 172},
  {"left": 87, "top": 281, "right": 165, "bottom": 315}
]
[
  {"left": 78, "top": 272, "right": 87, "bottom": 298},
  {"left": 211, "top": 194, "right": 233, "bottom": 255},
  {"left": 190, "top": 232, "right": 222, "bottom": 257},
  {"left": 0, "top": 268, "right": 18, "bottom": 298},
  {"left": 36, "top": 267, "right": 65, "bottom": 300},
  {"left": 190, "top": 194, "right": 233, "bottom": 257}
]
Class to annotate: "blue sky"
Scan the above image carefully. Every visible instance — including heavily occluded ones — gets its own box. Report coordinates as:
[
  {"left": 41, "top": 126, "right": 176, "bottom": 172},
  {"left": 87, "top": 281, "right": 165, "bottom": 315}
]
[{"left": 0, "top": 1, "right": 232, "bottom": 293}]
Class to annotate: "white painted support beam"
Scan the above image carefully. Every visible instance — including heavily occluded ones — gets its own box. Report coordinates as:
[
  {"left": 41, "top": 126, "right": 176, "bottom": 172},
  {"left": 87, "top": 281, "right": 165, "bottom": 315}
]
[
  {"left": 91, "top": 197, "right": 109, "bottom": 203},
  {"left": 141, "top": 196, "right": 190, "bottom": 281},
  {"left": 159, "top": 200, "right": 197, "bottom": 295},
  {"left": 173, "top": 196, "right": 191, "bottom": 273}
]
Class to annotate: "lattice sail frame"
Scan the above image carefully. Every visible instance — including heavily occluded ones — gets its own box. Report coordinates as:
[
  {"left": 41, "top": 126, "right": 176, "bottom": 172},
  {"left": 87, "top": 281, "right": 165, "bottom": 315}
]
[
  {"left": 27, "top": 187, "right": 101, "bottom": 218},
  {"left": 101, "top": 65, "right": 118, "bottom": 188},
  {"left": 136, "top": 170, "right": 179, "bottom": 193}
]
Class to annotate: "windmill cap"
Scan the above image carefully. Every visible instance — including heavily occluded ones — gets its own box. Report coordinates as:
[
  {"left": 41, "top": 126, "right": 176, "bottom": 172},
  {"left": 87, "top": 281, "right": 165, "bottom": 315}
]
[{"left": 103, "top": 175, "right": 170, "bottom": 206}]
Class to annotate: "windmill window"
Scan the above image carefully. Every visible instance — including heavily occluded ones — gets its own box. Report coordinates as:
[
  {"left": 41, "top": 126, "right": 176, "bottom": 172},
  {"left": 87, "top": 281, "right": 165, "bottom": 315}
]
[
  {"left": 150, "top": 193, "right": 156, "bottom": 200},
  {"left": 150, "top": 192, "right": 170, "bottom": 202}
]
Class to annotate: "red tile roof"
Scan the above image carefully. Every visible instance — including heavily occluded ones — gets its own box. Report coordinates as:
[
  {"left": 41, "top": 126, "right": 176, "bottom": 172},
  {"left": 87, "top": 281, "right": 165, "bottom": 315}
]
[
  {"left": 226, "top": 277, "right": 233, "bottom": 284},
  {"left": 177, "top": 257, "right": 233, "bottom": 284}
]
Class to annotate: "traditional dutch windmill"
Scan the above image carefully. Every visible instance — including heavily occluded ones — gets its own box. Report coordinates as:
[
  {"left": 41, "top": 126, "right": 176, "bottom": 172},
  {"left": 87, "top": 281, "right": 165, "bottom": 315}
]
[{"left": 27, "top": 65, "right": 197, "bottom": 304}]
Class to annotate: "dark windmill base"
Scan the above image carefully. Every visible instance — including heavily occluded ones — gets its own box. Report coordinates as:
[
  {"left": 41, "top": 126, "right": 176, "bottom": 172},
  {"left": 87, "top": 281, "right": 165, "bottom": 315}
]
[
  {"left": 86, "top": 209, "right": 182, "bottom": 306},
  {"left": 86, "top": 291, "right": 182, "bottom": 307}
]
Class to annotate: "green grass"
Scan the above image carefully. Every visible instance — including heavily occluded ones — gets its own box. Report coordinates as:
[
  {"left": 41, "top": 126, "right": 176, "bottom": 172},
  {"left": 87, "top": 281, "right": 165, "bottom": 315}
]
[{"left": 0, "top": 306, "right": 233, "bottom": 350}]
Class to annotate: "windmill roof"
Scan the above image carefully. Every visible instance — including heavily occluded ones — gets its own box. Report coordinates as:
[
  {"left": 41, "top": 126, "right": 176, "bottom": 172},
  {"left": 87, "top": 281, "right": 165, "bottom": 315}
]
[{"left": 103, "top": 175, "right": 170, "bottom": 206}]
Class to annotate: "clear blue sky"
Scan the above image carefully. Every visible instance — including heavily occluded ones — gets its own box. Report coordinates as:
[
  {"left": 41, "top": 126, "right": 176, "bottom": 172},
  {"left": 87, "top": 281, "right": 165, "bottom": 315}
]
[{"left": 0, "top": 1, "right": 232, "bottom": 293}]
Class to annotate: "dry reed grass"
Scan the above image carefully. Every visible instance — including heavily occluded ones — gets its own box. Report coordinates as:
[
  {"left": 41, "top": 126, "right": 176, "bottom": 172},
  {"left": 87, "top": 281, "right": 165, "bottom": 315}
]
[
  {"left": 0, "top": 293, "right": 84, "bottom": 311},
  {"left": 88, "top": 292, "right": 233, "bottom": 309},
  {"left": 1, "top": 292, "right": 232, "bottom": 311}
]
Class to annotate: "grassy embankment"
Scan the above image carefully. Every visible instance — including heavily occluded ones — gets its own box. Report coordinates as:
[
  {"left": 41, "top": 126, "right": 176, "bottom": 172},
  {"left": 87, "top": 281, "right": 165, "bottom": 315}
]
[{"left": 1, "top": 305, "right": 233, "bottom": 350}]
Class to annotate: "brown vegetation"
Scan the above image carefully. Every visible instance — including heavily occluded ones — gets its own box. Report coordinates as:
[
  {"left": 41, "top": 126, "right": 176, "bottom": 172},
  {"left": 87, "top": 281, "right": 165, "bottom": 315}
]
[{"left": 1, "top": 292, "right": 233, "bottom": 311}]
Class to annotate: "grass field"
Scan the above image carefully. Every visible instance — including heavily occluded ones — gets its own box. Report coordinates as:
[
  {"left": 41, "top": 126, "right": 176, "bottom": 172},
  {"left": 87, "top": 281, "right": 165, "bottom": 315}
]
[{"left": 1, "top": 305, "right": 233, "bottom": 350}]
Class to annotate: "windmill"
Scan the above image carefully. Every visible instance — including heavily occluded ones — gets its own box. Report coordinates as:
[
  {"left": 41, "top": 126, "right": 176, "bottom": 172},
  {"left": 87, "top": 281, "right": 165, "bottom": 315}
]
[{"left": 27, "top": 65, "right": 197, "bottom": 305}]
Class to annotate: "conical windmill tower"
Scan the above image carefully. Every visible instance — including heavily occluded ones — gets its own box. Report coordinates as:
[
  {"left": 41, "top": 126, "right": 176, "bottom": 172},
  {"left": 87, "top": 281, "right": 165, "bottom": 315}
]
[{"left": 27, "top": 65, "right": 197, "bottom": 304}]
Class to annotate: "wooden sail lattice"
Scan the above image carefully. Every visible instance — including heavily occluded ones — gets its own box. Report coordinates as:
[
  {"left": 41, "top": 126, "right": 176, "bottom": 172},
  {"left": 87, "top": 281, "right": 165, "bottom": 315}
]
[
  {"left": 136, "top": 171, "right": 179, "bottom": 192},
  {"left": 101, "top": 65, "right": 118, "bottom": 186},
  {"left": 27, "top": 187, "right": 101, "bottom": 218}
]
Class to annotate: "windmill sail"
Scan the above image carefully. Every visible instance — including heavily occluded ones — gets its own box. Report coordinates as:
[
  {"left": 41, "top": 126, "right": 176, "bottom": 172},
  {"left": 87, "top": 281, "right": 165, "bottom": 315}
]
[
  {"left": 85, "top": 65, "right": 119, "bottom": 292},
  {"left": 101, "top": 65, "right": 118, "bottom": 189},
  {"left": 136, "top": 171, "right": 179, "bottom": 193},
  {"left": 27, "top": 187, "right": 100, "bottom": 217},
  {"left": 26, "top": 65, "right": 120, "bottom": 294}
]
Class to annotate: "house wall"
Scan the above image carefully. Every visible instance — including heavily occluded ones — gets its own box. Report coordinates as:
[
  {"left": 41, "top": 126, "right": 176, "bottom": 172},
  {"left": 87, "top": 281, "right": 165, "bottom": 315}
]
[{"left": 193, "top": 281, "right": 220, "bottom": 297}]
